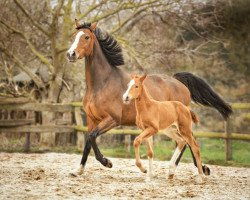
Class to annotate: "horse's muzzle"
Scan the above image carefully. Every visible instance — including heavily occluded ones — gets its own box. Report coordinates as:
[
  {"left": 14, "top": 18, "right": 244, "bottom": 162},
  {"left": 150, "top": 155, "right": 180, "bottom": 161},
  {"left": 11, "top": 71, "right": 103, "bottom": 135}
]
[{"left": 67, "top": 51, "right": 77, "bottom": 62}]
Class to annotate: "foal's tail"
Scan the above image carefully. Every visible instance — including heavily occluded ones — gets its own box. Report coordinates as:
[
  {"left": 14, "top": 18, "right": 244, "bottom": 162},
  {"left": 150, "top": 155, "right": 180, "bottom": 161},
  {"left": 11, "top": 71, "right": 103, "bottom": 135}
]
[
  {"left": 190, "top": 110, "right": 199, "bottom": 124},
  {"left": 174, "top": 72, "right": 232, "bottom": 120}
]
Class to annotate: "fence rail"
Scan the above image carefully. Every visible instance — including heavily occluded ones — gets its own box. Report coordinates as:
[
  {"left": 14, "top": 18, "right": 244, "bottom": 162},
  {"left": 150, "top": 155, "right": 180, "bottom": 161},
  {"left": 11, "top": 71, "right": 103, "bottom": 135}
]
[
  {"left": 1, "top": 124, "right": 250, "bottom": 140},
  {"left": 0, "top": 99, "right": 249, "bottom": 161}
]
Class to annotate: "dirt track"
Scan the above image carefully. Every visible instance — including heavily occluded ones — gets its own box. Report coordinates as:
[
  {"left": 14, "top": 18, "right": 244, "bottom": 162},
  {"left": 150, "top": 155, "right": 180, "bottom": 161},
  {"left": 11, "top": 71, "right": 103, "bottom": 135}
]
[{"left": 0, "top": 153, "right": 249, "bottom": 200}]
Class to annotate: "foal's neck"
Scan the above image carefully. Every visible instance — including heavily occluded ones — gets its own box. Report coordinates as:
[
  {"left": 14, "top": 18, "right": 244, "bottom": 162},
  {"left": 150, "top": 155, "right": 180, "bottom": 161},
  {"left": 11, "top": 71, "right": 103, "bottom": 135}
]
[
  {"left": 135, "top": 86, "right": 152, "bottom": 112},
  {"left": 85, "top": 40, "right": 113, "bottom": 91}
]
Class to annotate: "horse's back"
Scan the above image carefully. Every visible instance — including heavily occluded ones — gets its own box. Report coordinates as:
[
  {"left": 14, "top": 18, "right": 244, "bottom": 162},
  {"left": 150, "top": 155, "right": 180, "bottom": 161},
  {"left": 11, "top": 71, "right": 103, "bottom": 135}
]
[{"left": 145, "top": 74, "right": 191, "bottom": 106}]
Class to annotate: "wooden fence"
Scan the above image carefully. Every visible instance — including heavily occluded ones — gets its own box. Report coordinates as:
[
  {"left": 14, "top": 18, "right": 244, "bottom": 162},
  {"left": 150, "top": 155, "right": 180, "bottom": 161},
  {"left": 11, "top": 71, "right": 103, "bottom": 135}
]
[{"left": 0, "top": 98, "right": 249, "bottom": 161}]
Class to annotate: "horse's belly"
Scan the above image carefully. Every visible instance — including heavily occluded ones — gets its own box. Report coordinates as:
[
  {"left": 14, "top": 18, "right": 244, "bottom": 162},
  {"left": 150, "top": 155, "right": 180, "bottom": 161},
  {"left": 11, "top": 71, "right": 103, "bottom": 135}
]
[{"left": 121, "top": 103, "right": 136, "bottom": 126}]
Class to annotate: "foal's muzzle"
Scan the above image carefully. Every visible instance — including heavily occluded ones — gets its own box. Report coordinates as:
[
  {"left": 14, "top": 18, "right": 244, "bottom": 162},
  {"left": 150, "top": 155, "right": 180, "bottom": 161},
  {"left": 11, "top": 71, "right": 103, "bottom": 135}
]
[
  {"left": 67, "top": 51, "right": 77, "bottom": 62},
  {"left": 123, "top": 96, "right": 130, "bottom": 104}
]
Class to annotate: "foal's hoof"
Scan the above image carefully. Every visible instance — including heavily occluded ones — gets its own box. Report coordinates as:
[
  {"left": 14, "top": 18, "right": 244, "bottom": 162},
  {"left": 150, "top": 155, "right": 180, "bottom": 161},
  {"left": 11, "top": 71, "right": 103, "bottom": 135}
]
[
  {"left": 202, "top": 165, "right": 210, "bottom": 176},
  {"left": 104, "top": 158, "right": 113, "bottom": 168},
  {"left": 196, "top": 175, "right": 205, "bottom": 184},
  {"left": 142, "top": 169, "right": 147, "bottom": 174}
]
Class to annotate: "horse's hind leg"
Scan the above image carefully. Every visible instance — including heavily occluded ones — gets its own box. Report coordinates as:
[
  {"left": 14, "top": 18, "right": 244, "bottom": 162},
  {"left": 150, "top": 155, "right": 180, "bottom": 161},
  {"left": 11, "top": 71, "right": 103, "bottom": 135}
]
[{"left": 145, "top": 137, "right": 154, "bottom": 178}]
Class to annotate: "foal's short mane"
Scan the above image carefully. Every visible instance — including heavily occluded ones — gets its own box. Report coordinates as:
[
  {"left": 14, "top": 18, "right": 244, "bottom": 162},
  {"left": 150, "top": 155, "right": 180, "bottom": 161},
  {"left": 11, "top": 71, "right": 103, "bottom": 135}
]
[{"left": 76, "top": 23, "right": 124, "bottom": 67}]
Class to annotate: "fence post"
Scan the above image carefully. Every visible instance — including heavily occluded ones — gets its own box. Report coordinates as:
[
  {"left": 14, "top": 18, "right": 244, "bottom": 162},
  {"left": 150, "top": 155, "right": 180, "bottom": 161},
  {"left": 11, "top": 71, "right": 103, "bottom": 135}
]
[
  {"left": 225, "top": 119, "right": 232, "bottom": 161},
  {"left": 124, "top": 135, "right": 131, "bottom": 152},
  {"left": 24, "top": 111, "right": 32, "bottom": 152},
  {"left": 74, "top": 107, "right": 85, "bottom": 151}
]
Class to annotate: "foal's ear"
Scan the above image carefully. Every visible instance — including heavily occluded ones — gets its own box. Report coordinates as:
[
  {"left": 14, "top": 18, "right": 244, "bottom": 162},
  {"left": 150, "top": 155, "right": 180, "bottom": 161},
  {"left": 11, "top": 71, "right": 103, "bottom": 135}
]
[
  {"left": 90, "top": 22, "right": 97, "bottom": 31},
  {"left": 139, "top": 74, "right": 147, "bottom": 82},
  {"left": 130, "top": 74, "right": 135, "bottom": 79},
  {"left": 75, "top": 18, "right": 80, "bottom": 28}
]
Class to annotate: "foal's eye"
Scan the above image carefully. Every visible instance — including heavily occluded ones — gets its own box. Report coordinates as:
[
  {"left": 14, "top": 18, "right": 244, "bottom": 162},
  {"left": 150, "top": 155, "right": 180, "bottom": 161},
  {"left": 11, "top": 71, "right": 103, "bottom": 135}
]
[
  {"left": 85, "top": 36, "right": 90, "bottom": 40},
  {"left": 135, "top": 85, "right": 139, "bottom": 88}
]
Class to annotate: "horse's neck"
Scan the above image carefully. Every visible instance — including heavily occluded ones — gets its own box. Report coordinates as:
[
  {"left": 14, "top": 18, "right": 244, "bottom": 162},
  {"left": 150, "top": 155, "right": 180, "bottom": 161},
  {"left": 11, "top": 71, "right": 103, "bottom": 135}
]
[
  {"left": 85, "top": 41, "right": 113, "bottom": 91},
  {"left": 135, "top": 86, "right": 152, "bottom": 113}
]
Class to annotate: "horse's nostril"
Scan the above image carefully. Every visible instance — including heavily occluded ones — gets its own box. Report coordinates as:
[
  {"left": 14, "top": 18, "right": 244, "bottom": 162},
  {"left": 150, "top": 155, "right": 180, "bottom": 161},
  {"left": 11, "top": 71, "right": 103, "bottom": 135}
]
[
  {"left": 126, "top": 96, "right": 129, "bottom": 101},
  {"left": 72, "top": 51, "right": 76, "bottom": 57},
  {"left": 67, "top": 52, "right": 70, "bottom": 58}
]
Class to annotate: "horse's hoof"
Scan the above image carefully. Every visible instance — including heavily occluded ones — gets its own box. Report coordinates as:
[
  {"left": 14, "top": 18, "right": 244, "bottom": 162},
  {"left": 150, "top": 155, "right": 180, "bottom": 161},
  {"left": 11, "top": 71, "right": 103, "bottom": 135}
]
[
  {"left": 143, "top": 169, "right": 147, "bottom": 174},
  {"left": 74, "top": 165, "right": 84, "bottom": 175},
  {"left": 69, "top": 173, "right": 77, "bottom": 177},
  {"left": 168, "top": 174, "right": 174, "bottom": 180},
  {"left": 203, "top": 165, "right": 210, "bottom": 176},
  {"left": 104, "top": 159, "right": 113, "bottom": 168}
]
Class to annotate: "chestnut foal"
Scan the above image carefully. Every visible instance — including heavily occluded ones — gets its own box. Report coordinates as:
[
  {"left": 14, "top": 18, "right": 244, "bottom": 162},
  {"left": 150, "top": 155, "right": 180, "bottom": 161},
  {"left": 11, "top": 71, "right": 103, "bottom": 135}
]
[{"left": 123, "top": 75, "right": 208, "bottom": 182}]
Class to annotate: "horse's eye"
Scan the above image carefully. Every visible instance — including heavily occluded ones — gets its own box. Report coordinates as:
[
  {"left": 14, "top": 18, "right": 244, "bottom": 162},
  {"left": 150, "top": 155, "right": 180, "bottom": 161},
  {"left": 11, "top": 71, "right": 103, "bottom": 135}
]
[
  {"left": 85, "top": 36, "right": 90, "bottom": 40},
  {"left": 135, "top": 85, "right": 139, "bottom": 89}
]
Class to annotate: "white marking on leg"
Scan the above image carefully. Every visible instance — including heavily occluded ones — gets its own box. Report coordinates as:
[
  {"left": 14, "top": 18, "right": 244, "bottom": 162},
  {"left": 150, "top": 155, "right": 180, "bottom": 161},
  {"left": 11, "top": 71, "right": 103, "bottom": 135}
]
[
  {"left": 123, "top": 79, "right": 135, "bottom": 101},
  {"left": 77, "top": 164, "right": 84, "bottom": 175},
  {"left": 196, "top": 174, "right": 205, "bottom": 184},
  {"left": 148, "top": 157, "right": 153, "bottom": 178},
  {"left": 68, "top": 31, "right": 85, "bottom": 56},
  {"left": 169, "top": 147, "right": 181, "bottom": 176}
]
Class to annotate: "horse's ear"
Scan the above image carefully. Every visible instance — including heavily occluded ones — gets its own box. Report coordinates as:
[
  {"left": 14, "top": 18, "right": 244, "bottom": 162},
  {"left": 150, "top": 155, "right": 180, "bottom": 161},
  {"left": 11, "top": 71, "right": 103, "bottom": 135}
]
[
  {"left": 75, "top": 18, "right": 80, "bottom": 28},
  {"left": 90, "top": 22, "right": 97, "bottom": 31},
  {"left": 140, "top": 74, "right": 147, "bottom": 82}
]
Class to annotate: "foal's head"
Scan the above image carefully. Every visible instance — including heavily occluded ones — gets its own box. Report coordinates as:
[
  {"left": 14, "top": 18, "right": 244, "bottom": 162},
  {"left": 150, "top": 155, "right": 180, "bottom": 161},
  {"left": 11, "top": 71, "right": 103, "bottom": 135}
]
[
  {"left": 67, "top": 19, "right": 97, "bottom": 62},
  {"left": 123, "top": 74, "right": 147, "bottom": 104}
]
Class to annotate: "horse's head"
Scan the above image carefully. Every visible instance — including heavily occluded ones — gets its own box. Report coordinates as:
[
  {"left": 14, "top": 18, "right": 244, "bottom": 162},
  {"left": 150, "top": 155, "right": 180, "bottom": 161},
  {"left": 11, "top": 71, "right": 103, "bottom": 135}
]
[
  {"left": 123, "top": 74, "right": 147, "bottom": 104},
  {"left": 67, "top": 19, "right": 97, "bottom": 62}
]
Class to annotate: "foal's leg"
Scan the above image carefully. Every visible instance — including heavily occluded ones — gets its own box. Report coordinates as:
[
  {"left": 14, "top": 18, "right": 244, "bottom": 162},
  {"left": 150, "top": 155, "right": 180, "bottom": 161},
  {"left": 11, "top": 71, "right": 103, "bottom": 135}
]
[
  {"left": 188, "top": 145, "right": 210, "bottom": 175},
  {"left": 185, "top": 135, "right": 204, "bottom": 183},
  {"left": 165, "top": 130, "right": 186, "bottom": 179},
  {"left": 134, "top": 128, "right": 156, "bottom": 174},
  {"left": 167, "top": 125, "right": 187, "bottom": 170},
  {"left": 144, "top": 137, "right": 154, "bottom": 178}
]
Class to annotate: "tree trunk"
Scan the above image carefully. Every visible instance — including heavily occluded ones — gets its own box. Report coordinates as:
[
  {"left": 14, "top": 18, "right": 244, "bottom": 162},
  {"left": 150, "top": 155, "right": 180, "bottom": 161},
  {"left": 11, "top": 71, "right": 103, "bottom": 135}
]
[
  {"left": 39, "top": 66, "right": 64, "bottom": 149},
  {"left": 39, "top": 0, "right": 72, "bottom": 150}
]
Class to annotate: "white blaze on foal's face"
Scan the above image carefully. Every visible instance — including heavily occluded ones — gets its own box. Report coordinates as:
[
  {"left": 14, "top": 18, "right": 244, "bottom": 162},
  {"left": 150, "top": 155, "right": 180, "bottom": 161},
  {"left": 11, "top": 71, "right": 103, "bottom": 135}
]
[
  {"left": 67, "top": 31, "right": 85, "bottom": 59},
  {"left": 123, "top": 79, "right": 135, "bottom": 103}
]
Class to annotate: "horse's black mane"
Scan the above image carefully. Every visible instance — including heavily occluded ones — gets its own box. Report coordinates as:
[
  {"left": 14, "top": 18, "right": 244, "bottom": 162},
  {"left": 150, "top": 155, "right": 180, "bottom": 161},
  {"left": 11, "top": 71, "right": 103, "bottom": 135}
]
[{"left": 76, "top": 23, "right": 124, "bottom": 67}]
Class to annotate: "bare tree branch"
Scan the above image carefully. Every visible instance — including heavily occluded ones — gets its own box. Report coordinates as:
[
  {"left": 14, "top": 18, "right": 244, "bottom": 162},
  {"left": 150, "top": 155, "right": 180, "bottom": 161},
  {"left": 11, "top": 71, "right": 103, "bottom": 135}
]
[
  {"left": 77, "top": 0, "right": 109, "bottom": 20},
  {"left": 13, "top": 0, "right": 50, "bottom": 37},
  {"left": 0, "top": 46, "right": 45, "bottom": 89},
  {"left": 0, "top": 20, "right": 54, "bottom": 74}
]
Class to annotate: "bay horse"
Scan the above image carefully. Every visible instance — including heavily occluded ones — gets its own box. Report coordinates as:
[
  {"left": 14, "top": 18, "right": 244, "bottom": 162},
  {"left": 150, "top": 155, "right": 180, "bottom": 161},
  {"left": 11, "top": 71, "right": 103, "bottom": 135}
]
[
  {"left": 67, "top": 20, "right": 232, "bottom": 175},
  {"left": 123, "top": 74, "right": 209, "bottom": 182}
]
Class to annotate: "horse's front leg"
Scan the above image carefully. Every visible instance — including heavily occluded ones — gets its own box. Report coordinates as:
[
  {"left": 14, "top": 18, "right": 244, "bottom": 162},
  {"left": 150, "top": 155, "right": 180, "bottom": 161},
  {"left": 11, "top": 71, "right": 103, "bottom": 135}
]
[
  {"left": 134, "top": 127, "right": 156, "bottom": 174},
  {"left": 89, "top": 116, "right": 117, "bottom": 168},
  {"left": 72, "top": 117, "right": 97, "bottom": 176}
]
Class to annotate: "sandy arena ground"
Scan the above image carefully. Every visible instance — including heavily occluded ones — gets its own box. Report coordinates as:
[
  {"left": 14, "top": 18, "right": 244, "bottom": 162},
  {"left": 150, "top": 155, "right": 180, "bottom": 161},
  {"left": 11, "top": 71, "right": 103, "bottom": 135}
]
[{"left": 0, "top": 152, "right": 249, "bottom": 200}]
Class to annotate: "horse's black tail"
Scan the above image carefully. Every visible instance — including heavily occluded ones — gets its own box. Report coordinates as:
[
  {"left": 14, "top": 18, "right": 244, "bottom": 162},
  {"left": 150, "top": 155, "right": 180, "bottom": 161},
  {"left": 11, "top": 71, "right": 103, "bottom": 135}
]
[{"left": 173, "top": 72, "right": 232, "bottom": 120}]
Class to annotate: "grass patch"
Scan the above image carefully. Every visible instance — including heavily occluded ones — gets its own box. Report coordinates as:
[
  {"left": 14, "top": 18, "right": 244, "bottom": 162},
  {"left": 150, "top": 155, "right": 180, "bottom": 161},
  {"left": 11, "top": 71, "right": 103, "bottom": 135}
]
[
  {"left": 100, "top": 138, "right": 250, "bottom": 167},
  {"left": 1, "top": 137, "right": 249, "bottom": 167}
]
